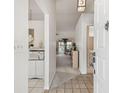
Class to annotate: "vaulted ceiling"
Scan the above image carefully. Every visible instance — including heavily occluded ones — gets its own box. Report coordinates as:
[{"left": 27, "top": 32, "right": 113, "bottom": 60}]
[
  {"left": 29, "top": 0, "right": 94, "bottom": 31},
  {"left": 56, "top": 0, "right": 94, "bottom": 31},
  {"left": 29, "top": 0, "right": 44, "bottom": 20},
  {"left": 56, "top": 0, "right": 81, "bottom": 31}
]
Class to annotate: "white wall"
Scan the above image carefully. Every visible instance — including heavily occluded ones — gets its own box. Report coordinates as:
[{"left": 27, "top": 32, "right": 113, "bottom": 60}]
[
  {"left": 48, "top": 13, "right": 56, "bottom": 88},
  {"left": 14, "top": 0, "right": 28, "bottom": 93},
  {"left": 29, "top": 20, "right": 44, "bottom": 48},
  {"left": 35, "top": 0, "right": 56, "bottom": 89},
  {"left": 75, "top": 13, "right": 94, "bottom": 74},
  {"left": 56, "top": 30, "right": 75, "bottom": 41}
]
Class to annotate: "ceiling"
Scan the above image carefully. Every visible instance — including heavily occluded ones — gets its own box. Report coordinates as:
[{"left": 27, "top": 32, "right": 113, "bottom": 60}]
[
  {"left": 56, "top": 0, "right": 94, "bottom": 31},
  {"left": 29, "top": 0, "right": 44, "bottom": 20},
  {"left": 56, "top": 0, "right": 81, "bottom": 31},
  {"left": 29, "top": 0, "right": 94, "bottom": 30}
]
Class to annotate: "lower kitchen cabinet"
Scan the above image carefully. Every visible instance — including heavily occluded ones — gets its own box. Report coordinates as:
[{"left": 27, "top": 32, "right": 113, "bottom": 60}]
[
  {"left": 35, "top": 61, "right": 44, "bottom": 78},
  {"left": 28, "top": 60, "right": 44, "bottom": 79},
  {"left": 28, "top": 61, "right": 35, "bottom": 77}
]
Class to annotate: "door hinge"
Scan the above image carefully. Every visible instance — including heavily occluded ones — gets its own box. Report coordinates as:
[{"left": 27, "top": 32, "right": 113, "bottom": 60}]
[
  {"left": 105, "top": 20, "right": 109, "bottom": 31},
  {"left": 94, "top": 69, "right": 96, "bottom": 74},
  {"left": 93, "top": 52, "right": 96, "bottom": 56}
]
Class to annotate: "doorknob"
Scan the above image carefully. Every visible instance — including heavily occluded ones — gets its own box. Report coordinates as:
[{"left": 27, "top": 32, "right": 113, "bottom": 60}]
[
  {"left": 94, "top": 69, "right": 96, "bottom": 74},
  {"left": 93, "top": 52, "right": 96, "bottom": 63}
]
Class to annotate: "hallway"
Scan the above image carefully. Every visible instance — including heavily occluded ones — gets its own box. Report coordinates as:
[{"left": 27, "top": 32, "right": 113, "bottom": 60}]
[
  {"left": 50, "top": 54, "right": 80, "bottom": 89},
  {"left": 48, "top": 54, "right": 93, "bottom": 93},
  {"left": 28, "top": 54, "right": 93, "bottom": 93}
]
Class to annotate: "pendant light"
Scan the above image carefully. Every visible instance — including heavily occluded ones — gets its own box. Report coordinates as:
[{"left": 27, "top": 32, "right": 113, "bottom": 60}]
[{"left": 77, "top": 0, "right": 86, "bottom": 12}]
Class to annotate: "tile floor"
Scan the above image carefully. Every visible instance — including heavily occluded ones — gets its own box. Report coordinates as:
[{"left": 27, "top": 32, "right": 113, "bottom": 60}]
[
  {"left": 50, "top": 54, "right": 80, "bottom": 88},
  {"left": 28, "top": 74, "right": 93, "bottom": 93},
  {"left": 28, "top": 54, "right": 93, "bottom": 93},
  {"left": 48, "top": 74, "right": 93, "bottom": 93},
  {"left": 28, "top": 79, "right": 44, "bottom": 93}
]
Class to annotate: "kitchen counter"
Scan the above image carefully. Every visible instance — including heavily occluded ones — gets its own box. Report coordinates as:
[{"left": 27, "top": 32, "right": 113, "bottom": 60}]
[
  {"left": 29, "top": 48, "right": 45, "bottom": 61},
  {"left": 29, "top": 48, "right": 44, "bottom": 51}
]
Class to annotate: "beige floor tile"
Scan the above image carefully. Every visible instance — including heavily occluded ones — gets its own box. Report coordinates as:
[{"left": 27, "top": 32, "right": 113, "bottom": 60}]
[
  {"left": 83, "top": 77, "right": 91, "bottom": 81},
  {"left": 72, "top": 80, "right": 78, "bottom": 84},
  {"left": 31, "top": 88, "right": 44, "bottom": 93},
  {"left": 77, "top": 77, "right": 83, "bottom": 81},
  {"left": 79, "top": 83, "right": 86, "bottom": 88},
  {"left": 35, "top": 82, "right": 44, "bottom": 88},
  {"left": 37, "top": 80, "right": 44, "bottom": 84},
  {"left": 78, "top": 80, "right": 84, "bottom": 84},
  {"left": 49, "top": 89, "right": 56, "bottom": 93},
  {"left": 57, "top": 84, "right": 64, "bottom": 89},
  {"left": 65, "top": 83, "right": 72, "bottom": 89},
  {"left": 75, "top": 76, "right": 79, "bottom": 80},
  {"left": 51, "top": 72, "right": 77, "bottom": 89},
  {"left": 89, "top": 77, "right": 93, "bottom": 81},
  {"left": 80, "top": 89, "right": 89, "bottom": 93},
  {"left": 88, "top": 88, "right": 93, "bottom": 93},
  {"left": 72, "top": 83, "right": 80, "bottom": 88},
  {"left": 28, "top": 80, "right": 37, "bottom": 88},
  {"left": 66, "top": 80, "right": 72, "bottom": 84},
  {"left": 82, "top": 77, "right": 87, "bottom": 80},
  {"left": 84, "top": 81, "right": 92, "bottom": 85},
  {"left": 28, "top": 88, "right": 33, "bottom": 93},
  {"left": 73, "top": 89, "right": 80, "bottom": 93},
  {"left": 44, "top": 90, "right": 49, "bottom": 93},
  {"left": 65, "top": 89, "right": 72, "bottom": 93},
  {"left": 71, "top": 78, "right": 76, "bottom": 81},
  {"left": 85, "top": 83, "right": 93, "bottom": 88},
  {"left": 56, "top": 89, "right": 64, "bottom": 93}
]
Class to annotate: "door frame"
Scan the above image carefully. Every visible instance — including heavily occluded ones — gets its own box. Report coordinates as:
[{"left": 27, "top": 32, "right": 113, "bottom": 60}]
[{"left": 86, "top": 25, "right": 94, "bottom": 74}]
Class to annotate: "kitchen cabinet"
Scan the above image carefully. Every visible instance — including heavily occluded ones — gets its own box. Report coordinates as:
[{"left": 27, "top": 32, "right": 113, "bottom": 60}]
[
  {"left": 28, "top": 49, "right": 45, "bottom": 79},
  {"left": 28, "top": 60, "right": 44, "bottom": 79},
  {"left": 36, "top": 61, "right": 44, "bottom": 78},
  {"left": 28, "top": 61, "right": 35, "bottom": 77}
]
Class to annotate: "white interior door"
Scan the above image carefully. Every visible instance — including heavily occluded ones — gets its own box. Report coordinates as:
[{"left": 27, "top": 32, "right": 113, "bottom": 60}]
[
  {"left": 94, "top": 0, "right": 109, "bottom": 93},
  {"left": 14, "top": 0, "right": 28, "bottom": 93}
]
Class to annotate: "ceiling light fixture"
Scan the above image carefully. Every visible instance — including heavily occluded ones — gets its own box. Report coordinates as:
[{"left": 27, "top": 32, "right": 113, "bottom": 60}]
[{"left": 77, "top": 0, "right": 86, "bottom": 12}]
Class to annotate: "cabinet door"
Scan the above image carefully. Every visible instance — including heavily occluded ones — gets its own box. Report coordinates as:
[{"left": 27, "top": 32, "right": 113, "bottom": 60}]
[
  {"left": 28, "top": 61, "right": 36, "bottom": 78},
  {"left": 36, "top": 61, "right": 44, "bottom": 78}
]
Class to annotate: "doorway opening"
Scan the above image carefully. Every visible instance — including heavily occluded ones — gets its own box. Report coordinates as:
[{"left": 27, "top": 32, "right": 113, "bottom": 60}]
[
  {"left": 57, "top": 39, "right": 73, "bottom": 55},
  {"left": 28, "top": 0, "right": 45, "bottom": 93},
  {"left": 50, "top": 38, "right": 80, "bottom": 89},
  {"left": 87, "top": 25, "right": 94, "bottom": 74}
]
